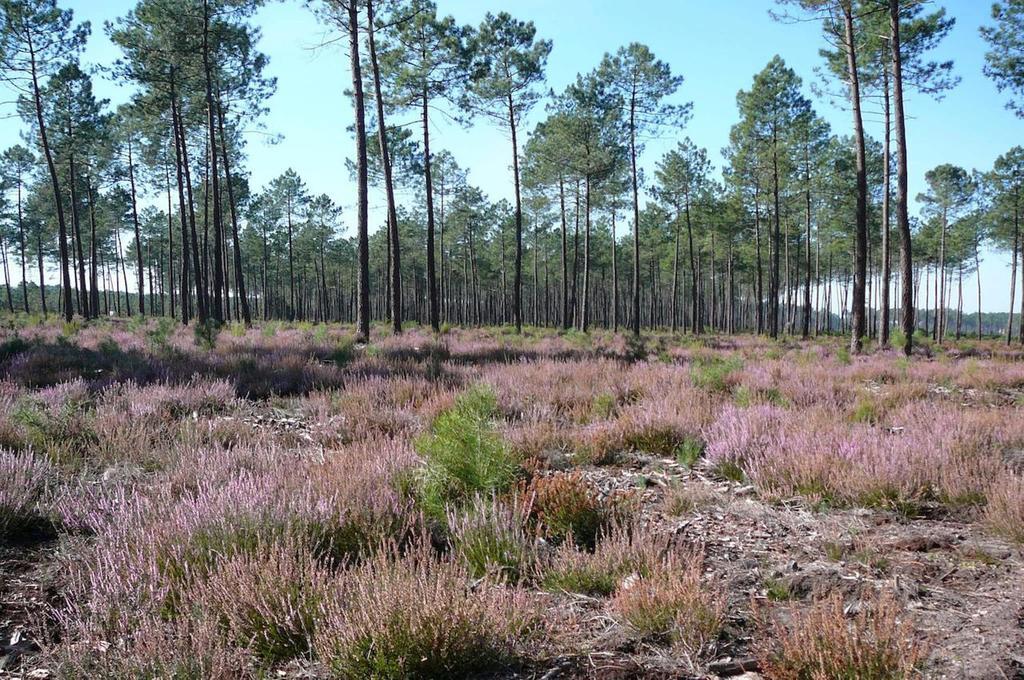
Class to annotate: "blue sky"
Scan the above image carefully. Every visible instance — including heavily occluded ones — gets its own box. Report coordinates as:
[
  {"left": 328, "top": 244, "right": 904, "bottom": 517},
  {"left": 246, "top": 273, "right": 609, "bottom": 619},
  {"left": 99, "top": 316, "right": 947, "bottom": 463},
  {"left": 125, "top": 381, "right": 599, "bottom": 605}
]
[{"left": 2, "top": 0, "right": 1022, "bottom": 312}]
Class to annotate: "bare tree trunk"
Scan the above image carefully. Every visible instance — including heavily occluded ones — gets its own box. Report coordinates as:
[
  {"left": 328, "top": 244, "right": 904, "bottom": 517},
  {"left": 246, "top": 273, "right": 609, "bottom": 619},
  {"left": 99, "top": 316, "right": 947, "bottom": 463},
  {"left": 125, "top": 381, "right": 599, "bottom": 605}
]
[
  {"left": 215, "top": 91, "right": 251, "bottom": 326},
  {"left": 559, "top": 177, "right": 569, "bottom": 330},
  {"left": 1009, "top": 206, "right": 1019, "bottom": 344},
  {"left": 28, "top": 38, "right": 73, "bottom": 321},
  {"left": 366, "top": 0, "right": 402, "bottom": 334},
  {"left": 629, "top": 85, "right": 641, "bottom": 336},
  {"left": 581, "top": 175, "right": 591, "bottom": 332},
  {"left": 611, "top": 199, "right": 618, "bottom": 332},
  {"left": 844, "top": 2, "right": 868, "bottom": 353},
  {"left": 891, "top": 0, "right": 914, "bottom": 355},
  {"left": 508, "top": 92, "right": 524, "bottom": 333},
  {"left": 348, "top": 0, "right": 371, "bottom": 342},
  {"left": 671, "top": 205, "right": 680, "bottom": 333}
]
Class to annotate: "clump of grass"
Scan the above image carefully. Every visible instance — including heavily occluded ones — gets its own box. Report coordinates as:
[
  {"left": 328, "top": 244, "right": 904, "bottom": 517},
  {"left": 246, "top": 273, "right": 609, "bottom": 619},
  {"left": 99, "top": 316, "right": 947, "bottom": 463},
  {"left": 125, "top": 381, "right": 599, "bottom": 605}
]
[
  {"left": 447, "top": 496, "right": 535, "bottom": 583},
  {"left": 735, "top": 385, "right": 788, "bottom": 408},
  {"left": 689, "top": 356, "right": 742, "bottom": 393},
  {"left": 414, "top": 385, "right": 518, "bottom": 520},
  {"left": 621, "top": 421, "right": 686, "bottom": 457},
  {"left": 313, "top": 541, "right": 540, "bottom": 679},
  {"left": 715, "top": 460, "right": 746, "bottom": 483},
  {"left": 850, "top": 394, "right": 881, "bottom": 424},
  {"left": 611, "top": 551, "right": 724, "bottom": 655},
  {"left": 674, "top": 436, "right": 705, "bottom": 468},
  {"left": 662, "top": 483, "right": 720, "bottom": 516},
  {"left": 757, "top": 592, "right": 926, "bottom": 680},
  {"left": 591, "top": 392, "right": 617, "bottom": 420},
  {"left": 764, "top": 577, "right": 793, "bottom": 602}
]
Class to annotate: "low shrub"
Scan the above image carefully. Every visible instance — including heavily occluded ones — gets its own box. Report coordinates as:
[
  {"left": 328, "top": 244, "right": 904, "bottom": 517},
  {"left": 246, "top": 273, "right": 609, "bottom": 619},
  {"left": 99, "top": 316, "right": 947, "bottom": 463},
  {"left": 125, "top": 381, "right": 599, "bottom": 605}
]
[
  {"left": 329, "top": 337, "right": 357, "bottom": 368},
  {"left": 10, "top": 384, "right": 97, "bottom": 465},
  {"left": 757, "top": 592, "right": 926, "bottom": 680},
  {"left": 313, "top": 542, "right": 540, "bottom": 679},
  {"left": 194, "top": 319, "right": 223, "bottom": 351},
  {"left": 0, "top": 450, "right": 54, "bottom": 541},
  {"left": 447, "top": 495, "right": 535, "bottom": 583},
  {"left": 0, "top": 335, "right": 31, "bottom": 363},
  {"left": 56, "top": 617, "right": 253, "bottom": 680},
  {"left": 542, "top": 522, "right": 675, "bottom": 596},
  {"left": 984, "top": 473, "right": 1024, "bottom": 544},
  {"left": 188, "top": 539, "right": 328, "bottom": 664},
  {"left": 522, "top": 471, "right": 621, "bottom": 549},
  {"left": 610, "top": 551, "right": 724, "bottom": 655}
]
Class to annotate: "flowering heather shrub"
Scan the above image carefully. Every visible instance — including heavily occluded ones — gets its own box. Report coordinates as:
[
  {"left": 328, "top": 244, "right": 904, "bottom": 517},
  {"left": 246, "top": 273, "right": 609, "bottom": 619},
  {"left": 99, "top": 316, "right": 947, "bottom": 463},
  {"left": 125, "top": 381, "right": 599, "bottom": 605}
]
[
  {"left": 447, "top": 495, "right": 535, "bottom": 583},
  {"left": 414, "top": 385, "right": 519, "bottom": 520},
  {"left": 103, "top": 378, "right": 237, "bottom": 423},
  {"left": 52, "top": 477, "right": 135, "bottom": 535},
  {"left": 313, "top": 541, "right": 541, "bottom": 679},
  {"left": 187, "top": 538, "right": 328, "bottom": 663},
  {"left": 704, "top": 404, "right": 785, "bottom": 478},
  {"left": 3, "top": 337, "right": 159, "bottom": 388},
  {"left": 610, "top": 550, "right": 724, "bottom": 655},
  {"left": 308, "top": 374, "right": 451, "bottom": 443},
  {"left": 484, "top": 359, "right": 632, "bottom": 422},
  {"left": 573, "top": 420, "right": 629, "bottom": 466},
  {"left": 0, "top": 450, "right": 54, "bottom": 540},
  {"left": 757, "top": 592, "right": 926, "bottom": 680},
  {"left": 984, "top": 473, "right": 1024, "bottom": 544},
  {"left": 376, "top": 331, "right": 451, "bottom": 367},
  {"left": 576, "top": 391, "right": 712, "bottom": 465},
  {"left": 63, "top": 444, "right": 415, "bottom": 644},
  {"left": 542, "top": 522, "right": 677, "bottom": 596},
  {"left": 522, "top": 471, "right": 623, "bottom": 549},
  {"left": 57, "top": 616, "right": 254, "bottom": 680},
  {"left": 10, "top": 381, "right": 98, "bottom": 466},
  {"left": 502, "top": 420, "right": 572, "bottom": 461},
  {"left": 705, "top": 402, "right": 1018, "bottom": 513},
  {"left": 0, "top": 381, "right": 25, "bottom": 450}
]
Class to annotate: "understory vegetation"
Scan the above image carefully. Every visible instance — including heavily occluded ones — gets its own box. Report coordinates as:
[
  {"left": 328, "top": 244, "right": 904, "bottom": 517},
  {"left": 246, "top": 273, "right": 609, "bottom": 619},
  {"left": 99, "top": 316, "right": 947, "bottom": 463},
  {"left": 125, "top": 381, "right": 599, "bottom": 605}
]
[{"left": 0, "top": 317, "right": 1021, "bottom": 678}]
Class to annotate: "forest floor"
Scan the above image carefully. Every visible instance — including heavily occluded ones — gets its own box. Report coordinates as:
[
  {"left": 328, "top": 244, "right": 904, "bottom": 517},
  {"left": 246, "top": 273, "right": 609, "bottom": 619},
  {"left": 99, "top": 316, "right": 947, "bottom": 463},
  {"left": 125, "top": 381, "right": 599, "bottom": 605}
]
[{"left": 0, "top": 317, "right": 1022, "bottom": 679}]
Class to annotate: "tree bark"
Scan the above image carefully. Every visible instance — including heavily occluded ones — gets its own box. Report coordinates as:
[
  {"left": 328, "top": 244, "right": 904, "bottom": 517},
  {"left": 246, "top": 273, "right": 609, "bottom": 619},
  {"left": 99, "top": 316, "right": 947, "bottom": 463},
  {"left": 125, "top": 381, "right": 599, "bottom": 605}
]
[
  {"left": 28, "top": 37, "right": 73, "bottom": 321},
  {"left": 890, "top": 0, "right": 914, "bottom": 355},
  {"left": 347, "top": 0, "right": 371, "bottom": 342},
  {"left": 366, "top": 0, "right": 402, "bottom": 334},
  {"left": 629, "top": 82, "right": 641, "bottom": 336},
  {"left": 844, "top": 2, "right": 868, "bottom": 353}
]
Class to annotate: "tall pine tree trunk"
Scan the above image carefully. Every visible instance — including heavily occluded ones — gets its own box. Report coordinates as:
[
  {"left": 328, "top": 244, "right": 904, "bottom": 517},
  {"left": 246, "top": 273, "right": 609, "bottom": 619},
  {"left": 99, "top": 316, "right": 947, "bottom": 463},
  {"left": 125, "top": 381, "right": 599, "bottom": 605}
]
[
  {"left": 844, "top": 2, "right": 868, "bottom": 353},
  {"left": 890, "top": 0, "right": 914, "bottom": 355},
  {"left": 366, "top": 0, "right": 402, "bottom": 334},
  {"left": 348, "top": 0, "right": 371, "bottom": 342}
]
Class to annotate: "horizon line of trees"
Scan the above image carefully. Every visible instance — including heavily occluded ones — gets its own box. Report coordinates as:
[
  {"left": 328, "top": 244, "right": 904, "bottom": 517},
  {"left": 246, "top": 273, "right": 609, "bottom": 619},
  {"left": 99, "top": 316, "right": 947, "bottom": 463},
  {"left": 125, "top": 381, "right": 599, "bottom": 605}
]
[{"left": 2, "top": 0, "right": 1023, "bottom": 352}]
